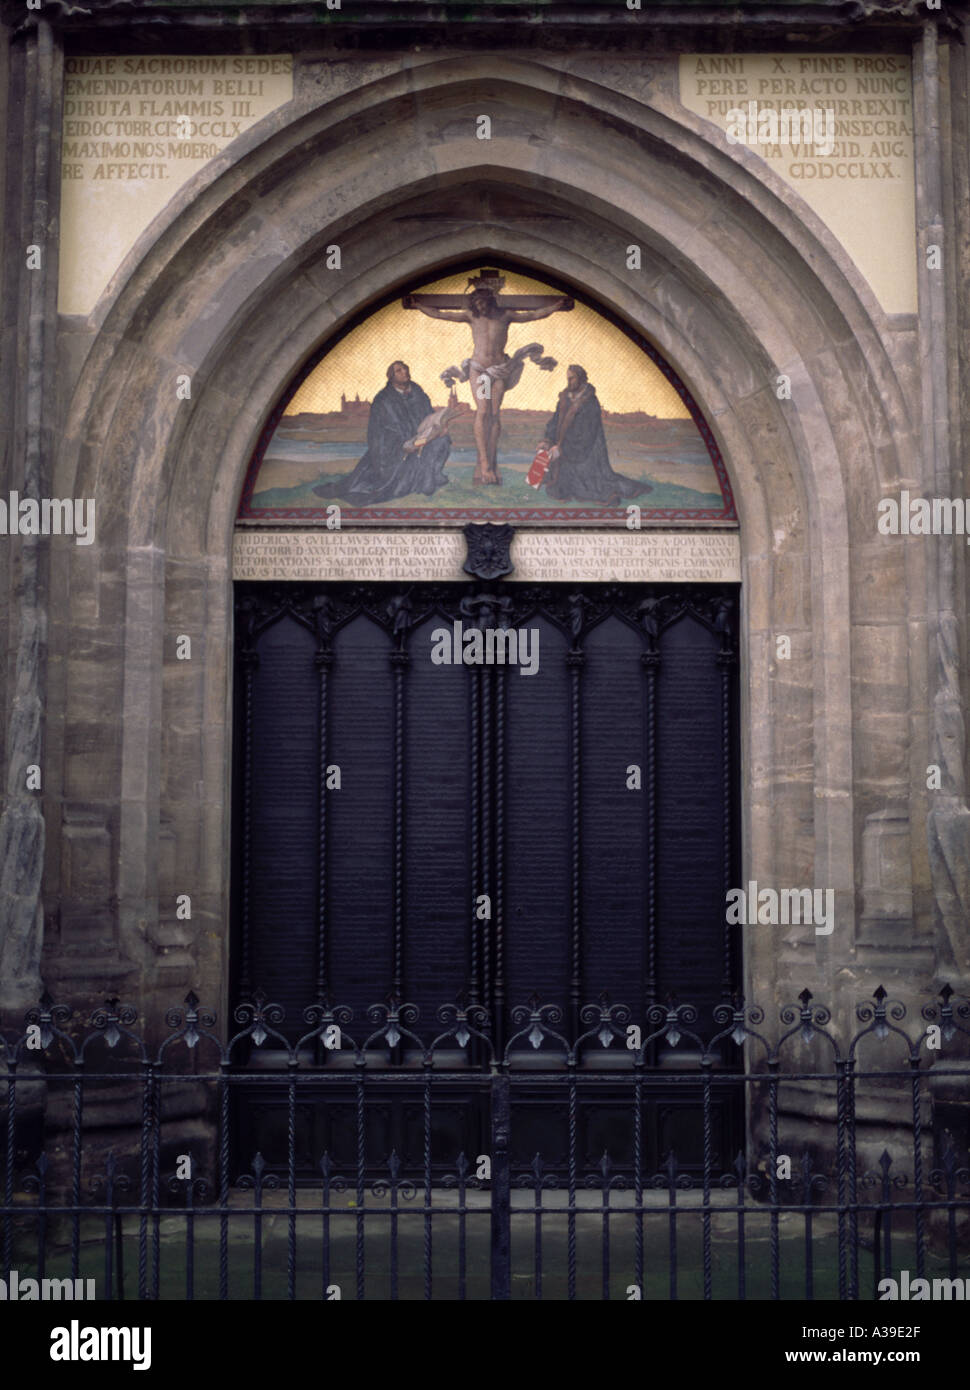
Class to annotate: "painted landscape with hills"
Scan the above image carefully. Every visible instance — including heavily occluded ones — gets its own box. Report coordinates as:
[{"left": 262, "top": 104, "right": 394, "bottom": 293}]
[{"left": 242, "top": 401, "right": 732, "bottom": 519}]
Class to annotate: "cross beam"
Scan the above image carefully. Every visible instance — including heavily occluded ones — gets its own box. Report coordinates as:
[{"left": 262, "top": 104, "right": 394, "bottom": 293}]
[{"left": 404, "top": 292, "right": 571, "bottom": 310}]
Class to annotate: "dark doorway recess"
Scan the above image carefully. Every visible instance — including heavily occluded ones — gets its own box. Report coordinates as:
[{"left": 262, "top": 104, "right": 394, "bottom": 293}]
[{"left": 231, "top": 579, "right": 743, "bottom": 1176}]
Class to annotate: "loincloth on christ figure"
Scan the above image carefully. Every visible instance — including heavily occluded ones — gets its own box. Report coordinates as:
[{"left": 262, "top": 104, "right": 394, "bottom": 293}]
[{"left": 440, "top": 343, "right": 557, "bottom": 393}]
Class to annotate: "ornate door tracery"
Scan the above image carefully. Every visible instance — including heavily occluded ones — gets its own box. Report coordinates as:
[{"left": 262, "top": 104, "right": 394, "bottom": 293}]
[{"left": 232, "top": 579, "right": 740, "bottom": 1041}]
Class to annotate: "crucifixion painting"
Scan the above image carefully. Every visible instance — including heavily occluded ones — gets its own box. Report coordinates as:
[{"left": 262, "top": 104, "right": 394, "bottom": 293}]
[
  {"left": 239, "top": 266, "right": 736, "bottom": 524},
  {"left": 402, "top": 270, "right": 573, "bottom": 485}
]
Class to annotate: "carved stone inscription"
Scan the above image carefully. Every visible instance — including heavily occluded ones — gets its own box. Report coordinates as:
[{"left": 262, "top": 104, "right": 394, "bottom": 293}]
[
  {"left": 232, "top": 529, "right": 741, "bottom": 583},
  {"left": 59, "top": 56, "right": 293, "bottom": 315},
  {"left": 679, "top": 54, "right": 916, "bottom": 313}
]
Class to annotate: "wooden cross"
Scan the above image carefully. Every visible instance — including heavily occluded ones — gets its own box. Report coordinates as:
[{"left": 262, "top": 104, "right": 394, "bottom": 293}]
[{"left": 403, "top": 268, "right": 572, "bottom": 312}]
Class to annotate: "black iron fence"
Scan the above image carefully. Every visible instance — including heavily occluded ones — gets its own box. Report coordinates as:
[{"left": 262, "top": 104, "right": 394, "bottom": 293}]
[{"left": 1, "top": 985, "right": 968, "bottom": 1300}]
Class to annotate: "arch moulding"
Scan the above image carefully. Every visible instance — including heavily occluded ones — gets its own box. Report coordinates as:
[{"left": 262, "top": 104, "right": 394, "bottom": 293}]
[{"left": 49, "top": 61, "right": 921, "bottom": 1028}]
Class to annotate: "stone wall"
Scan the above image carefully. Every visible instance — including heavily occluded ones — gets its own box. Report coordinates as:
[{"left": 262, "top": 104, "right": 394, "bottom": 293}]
[{"left": 0, "top": 5, "right": 967, "bottom": 1087}]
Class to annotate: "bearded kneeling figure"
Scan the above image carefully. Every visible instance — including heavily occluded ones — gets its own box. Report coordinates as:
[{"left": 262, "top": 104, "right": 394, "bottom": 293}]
[{"left": 539, "top": 365, "right": 652, "bottom": 507}]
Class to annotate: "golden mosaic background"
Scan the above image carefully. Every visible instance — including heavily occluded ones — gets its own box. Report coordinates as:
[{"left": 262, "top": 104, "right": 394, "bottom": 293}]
[{"left": 285, "top": 271, "right": 692, "bottom": 418}]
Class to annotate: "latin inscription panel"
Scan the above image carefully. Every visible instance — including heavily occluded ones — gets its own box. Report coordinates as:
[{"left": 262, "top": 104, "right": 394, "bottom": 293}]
[
  {"left": 679, "top": 54, "right": 916, "bottom": 314},
  {"left": 232, "top": 529, "right": 741, "bottom": 583},
  {"left": 59, "top": 56, "right": 293, "bottom": 315}
]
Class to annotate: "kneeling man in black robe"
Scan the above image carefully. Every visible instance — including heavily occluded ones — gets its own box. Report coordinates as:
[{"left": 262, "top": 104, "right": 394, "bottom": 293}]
[
  {"left": 320, "top": 361, "right": 451, "bottom": 506},
  {"left": 539, "top": 365, "right": 652, "bottom": 506}
]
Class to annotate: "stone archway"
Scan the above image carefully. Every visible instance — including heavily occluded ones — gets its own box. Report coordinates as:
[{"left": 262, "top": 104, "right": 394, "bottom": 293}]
[{"left": 48, "top": 57, "right": 922, "bottom": 1034}]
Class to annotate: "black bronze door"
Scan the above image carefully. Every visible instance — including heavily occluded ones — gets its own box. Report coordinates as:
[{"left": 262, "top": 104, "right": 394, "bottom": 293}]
[{"left": 231, "top": 579, "right": 741, "bottom": 1172}]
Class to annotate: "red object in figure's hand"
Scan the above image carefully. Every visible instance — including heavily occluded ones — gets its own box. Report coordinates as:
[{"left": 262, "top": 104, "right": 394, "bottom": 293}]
[{"left": 527, "top": 447, "right": 552, "bottom": 489}]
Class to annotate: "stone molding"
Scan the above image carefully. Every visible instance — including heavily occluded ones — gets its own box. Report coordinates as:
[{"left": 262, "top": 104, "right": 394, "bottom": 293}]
[{"left": 31, "top": 48, "right": 946, "bottom": 1024}]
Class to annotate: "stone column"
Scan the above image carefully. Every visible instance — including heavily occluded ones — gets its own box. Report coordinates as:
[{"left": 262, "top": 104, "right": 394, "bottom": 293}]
[
  {"left": 0, "top": 16, "right": 61, "bottom": 1014},
  {"left": 914, "top": 20, "right": 970, "bottom": 990}
]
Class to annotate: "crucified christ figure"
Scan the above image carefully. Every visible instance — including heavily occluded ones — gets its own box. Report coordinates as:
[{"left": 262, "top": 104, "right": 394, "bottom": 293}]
[{"left": 403, "top": 272, "right": 574, "bottom": 485}]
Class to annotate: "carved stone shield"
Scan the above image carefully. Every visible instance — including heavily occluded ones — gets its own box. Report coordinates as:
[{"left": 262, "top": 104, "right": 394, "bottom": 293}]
[{"left": 462, "top": 522, "right": 515, "bottom": 581}]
